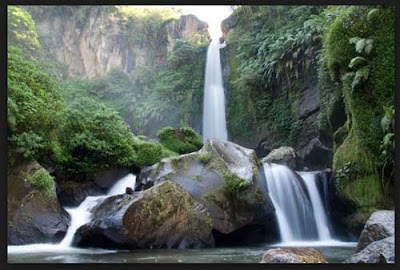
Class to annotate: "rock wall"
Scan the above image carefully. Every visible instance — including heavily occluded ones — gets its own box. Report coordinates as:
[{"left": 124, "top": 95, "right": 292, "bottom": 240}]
[
  {"left": 27, "top": 7, "right": 209, "bottom": 78},
  {"left": 220, "top": 13, "right": 336, "bottom": 169}
]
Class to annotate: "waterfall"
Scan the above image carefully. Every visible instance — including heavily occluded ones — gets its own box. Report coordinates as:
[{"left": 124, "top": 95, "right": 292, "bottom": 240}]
[
  {"left": 202, "top": 38, "right": 228, "bottom": 142},
  {"left": 298, "top": 171, "right": 333, "bottom": 241},
  {"left": 60, "top": 173, "right": 137, "bottom": 247},
  {"left": 263, "top": 163, "right": 318, "bottom": 241},
  {"left": 8, "top": 174, "right": 136, "bottom": 253}
]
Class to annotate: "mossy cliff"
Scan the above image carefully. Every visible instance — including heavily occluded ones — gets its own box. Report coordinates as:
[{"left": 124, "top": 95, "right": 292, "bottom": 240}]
[{"left": 220, "top": 6, "right": 394, "bottom": 226}]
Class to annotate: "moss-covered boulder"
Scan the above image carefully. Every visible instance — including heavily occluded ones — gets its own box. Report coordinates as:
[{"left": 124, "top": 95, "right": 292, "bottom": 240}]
[
  {"left": 137, "top": 139, "right": 274, "bottom": 236},
  {"left": 157, "top": 126, "right": 202, "bottom": 155},
  {"left": 8, "top": 159, "right": 70, "bottom": 245},
  {"left": 72, "top": 181, "right": 214, "bottom": 249}
]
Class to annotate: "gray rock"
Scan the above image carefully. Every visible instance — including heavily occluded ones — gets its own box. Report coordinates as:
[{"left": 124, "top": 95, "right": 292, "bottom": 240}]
[
  {"left": 93, "top": 167, "right": 130, "bottom": 189},
  {"left": 137, "top": 139, "right": 274, "bottom": 235},
  {"left": 262, "top": 146, "right": 297, "bottom": 169},
  {"left": 260, "top": 248, "right": 327, "bottom": 263},
  {"left": 56, "top": 180, "right": 103, "bottom": 207},
  {"left": 357, "top": 210, "right": 394, "bottom": 251},
  {"left": 345, "top": 236, "right": 394, "bottom": 263},
  {"left": 73, "top": 181, "right": 214, "bottom": 249},
  {"left": 8, "top": 160, "right": 70, "bottom": 245}
]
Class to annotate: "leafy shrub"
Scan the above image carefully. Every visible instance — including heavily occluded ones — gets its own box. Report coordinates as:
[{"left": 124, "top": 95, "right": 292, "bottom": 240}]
[
  {"left": 57, "top": 98, "right": 136, "bottom": 180},
  {"left": 28, "top": 168, "right": 53, "bottom": 196},
  {"left": 134, "top": 140, "right": 163, "bottom": 167},
  {"left": 222, "top": 170, "right": 250, "bottom": 199},
  {"left": 8, "top": 46, "right": 63, "bottom": 161},
  {"left": 157, "top": 126, "right": 202, "bottom": 154},
  {"left": 8, "top": 6, "right": 40, "bottom": 52}
]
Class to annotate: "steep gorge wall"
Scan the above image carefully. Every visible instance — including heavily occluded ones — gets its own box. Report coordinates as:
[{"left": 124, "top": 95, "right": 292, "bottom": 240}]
[
  {"left": 27, "top": 6, "right": 209, "bottom": 79},
  {"left": 220, "top": 11, "right": 338, "bottom": 169}
]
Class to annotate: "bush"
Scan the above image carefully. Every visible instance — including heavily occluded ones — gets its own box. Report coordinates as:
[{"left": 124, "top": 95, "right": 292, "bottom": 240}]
[
  {"left": 222, "top": 170, "right": 250, "bottom": 199},
  {"left": 134, "top": 140, "right": 163, "bottom": 167},
  {"left": 28, "top": 168, "right": 53, "bottom": 196},
  {"left": 57, "top": 97, "right": 136, "bottom": 180},
  {"left": 157, "top": 126, "right": 202, "bottom": 154},
  {"left": 8, "top": 46, "right": 63, "bottom": 161}
]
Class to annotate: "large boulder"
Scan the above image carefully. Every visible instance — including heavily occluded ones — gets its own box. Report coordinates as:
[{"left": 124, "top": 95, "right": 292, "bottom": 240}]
[
  {"left": 73, "top": 181, "right": 214, "bottom": 249},
  {"left": 260, "top": 248, "right": 327, "bottom": 263},
  {"left": 345, "top": 236, "right": 394, "bottom": 263},
  {"left": 8, "top": 160, "right": 70, "bottom": 245},
  {"left": 136, "top": 139, "right": 274, "bottom": 235},
  {"left": 261, "top": 146, "right": 297, "bottom": 169},
  {"left": 357, "top": 210, "right": 394, "bottom": 251}
]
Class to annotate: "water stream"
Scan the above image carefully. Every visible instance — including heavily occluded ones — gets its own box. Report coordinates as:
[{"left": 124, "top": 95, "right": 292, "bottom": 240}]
[
  {"left": 202, "top": 38, "right": 228, "bottom": 142},
  {"left": 8, "top": 174, "right": 136, "bottom": 253}
]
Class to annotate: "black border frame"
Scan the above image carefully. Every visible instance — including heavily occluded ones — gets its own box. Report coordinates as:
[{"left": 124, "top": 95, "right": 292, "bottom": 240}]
[{"left": 1, "top": 0, "right": 398, "bottom": 269}]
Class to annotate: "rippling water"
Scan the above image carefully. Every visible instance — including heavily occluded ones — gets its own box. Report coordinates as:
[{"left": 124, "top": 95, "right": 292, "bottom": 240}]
[{"left": 8, "top": 243, "right": 357, "bottom": 263}]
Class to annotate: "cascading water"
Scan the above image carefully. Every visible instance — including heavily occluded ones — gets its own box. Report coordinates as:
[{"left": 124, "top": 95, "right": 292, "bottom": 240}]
[
  {"left": 8, "top": 174, "right": 136, "bottom": 253},
  {"left": 263, "top": 162, "right": 345, "bottom": 245},
  {"left": 298, "top": 171, "right": 332, "bottom": 241},
  {"left": 263, "top": 163, "right": 317, "bottom": 242},
  {"left": 202, "top": 38, "right": 228, "bottom": 142}
]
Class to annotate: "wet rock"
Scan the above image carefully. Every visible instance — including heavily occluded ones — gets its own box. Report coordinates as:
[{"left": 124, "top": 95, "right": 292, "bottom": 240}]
[
  {"left": 93, "top": 167, "right": 130, "bottom": 189},
  {"left": 345, "top": 236, "right": 394, "bottom": 263},
  {"left": 137, "top": 139, "right": 274, "bottom": 235},
  {"left": 261, "top": 146, "right": 297, "bottom": 169},
  {"left": 73, "top": 181, "right": 214, "bottom": 249},
  {"left": 260, "top": 248, "right": 327, "bottom": 263},
  {"left": 8, "top": 159, "right": 70, "bottom": 245},
  {"left": 357, "top": 210, "right": 394, "bottom": 251},
  {"left": 125, "top": 187, "right": 134, "bottom": 194},
  {"left": 56, "top": 180, "right": 103, "bottom": 207}
]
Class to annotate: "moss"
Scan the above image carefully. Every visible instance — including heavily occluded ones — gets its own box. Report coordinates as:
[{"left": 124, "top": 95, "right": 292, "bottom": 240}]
[
  {"left": 222, "top": 170, "right": 250, "bottom": 199},
  {"left": 198, "top": 152, "right": 211, "bottom": 165},
  {"left": 326, "top": 6, "right": 393, "bottom": 209},
  {"left": 157, "top": 126, "right": 202, "bottom": 154},
  {"left": 27, "top": 168, "right": 54, "bottom": 197}
]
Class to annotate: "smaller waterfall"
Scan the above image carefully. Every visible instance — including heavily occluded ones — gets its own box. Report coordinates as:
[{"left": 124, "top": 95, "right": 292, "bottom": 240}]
[
  {"left": 263, "top": 163, "right": 317, "bottom": 242},
  {"left": 60, "top": 173, "right": 137, "bottom": 247},
  {"left": 8, "top": 174, "right": 136, "bottom": 253},
  {"left": 298, "top": 171, "right": 332, "bottom": 241}
]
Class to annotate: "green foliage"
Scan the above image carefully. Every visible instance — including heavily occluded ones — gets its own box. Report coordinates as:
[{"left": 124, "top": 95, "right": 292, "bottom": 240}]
[
  {"left": 157, "top": 126, "right": 202, "bottom": 155},
  {"left": 222, "top": 170, "right": 250, "bottom": 199},
  {"left": 57, "top": 98, "right": 136, "bottom": 180},
  {"left": 28, "top": 168, "right": 53, "bottom": 197},
  {"left": 8, "top": 6, "right": 40, "bottom": 52},
  {"left": 7, "top": 46, "right": 63, "bottom": 160},
  {"left": 133, "top": 140, "right": 163, "bottom": 167},
  {"left": 198, "top": 152, "right": 212, "bottom": 165}
]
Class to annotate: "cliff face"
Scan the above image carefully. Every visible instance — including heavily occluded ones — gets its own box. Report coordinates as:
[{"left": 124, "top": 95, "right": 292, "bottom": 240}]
[
  {"left": 28, "top": 7, "right": 209, "bottom": 79},
  {"left": 220, "top": 13, "right": 338, "bottom": 169}
]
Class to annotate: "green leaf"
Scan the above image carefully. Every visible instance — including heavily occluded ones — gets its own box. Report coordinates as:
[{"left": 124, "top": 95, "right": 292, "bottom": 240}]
[
  {"left": 348, "top": 56, "right": 367, "bottom": 69},
  {"left": 364, "top": 39, "right": 374, "bottom": 54},
  {"left": 355, "top": 39, "right": 366, "bottom": 53}
]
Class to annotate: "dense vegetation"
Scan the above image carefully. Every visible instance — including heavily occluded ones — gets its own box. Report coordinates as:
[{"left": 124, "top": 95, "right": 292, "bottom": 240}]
[
  {"left": 7, "top": 6, "right": 203, "bottom": 184},
  {"left": 223, "top": 5, "right": 394, "bottom": 216}
]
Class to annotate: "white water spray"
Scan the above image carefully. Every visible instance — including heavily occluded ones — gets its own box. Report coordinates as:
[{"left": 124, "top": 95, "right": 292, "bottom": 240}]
[
  {"left": 202, "top": 38, "right": 228, "bottom": 142},
  {"left": 8, "top": 174, "right": 136, "bottom": 253}
]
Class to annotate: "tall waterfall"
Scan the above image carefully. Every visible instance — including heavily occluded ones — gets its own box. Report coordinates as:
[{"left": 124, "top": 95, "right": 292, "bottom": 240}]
[
  {"left": 202, "top": 39, "right": 228, "bottom": 142},
  {"left": 263, "top": 163, "right": 334, "bottom": 243}
]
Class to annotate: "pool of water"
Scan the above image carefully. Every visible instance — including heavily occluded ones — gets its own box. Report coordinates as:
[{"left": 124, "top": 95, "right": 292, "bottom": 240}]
[{"left": 8, "top": 242, "right": 357, "bottom": 263}]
